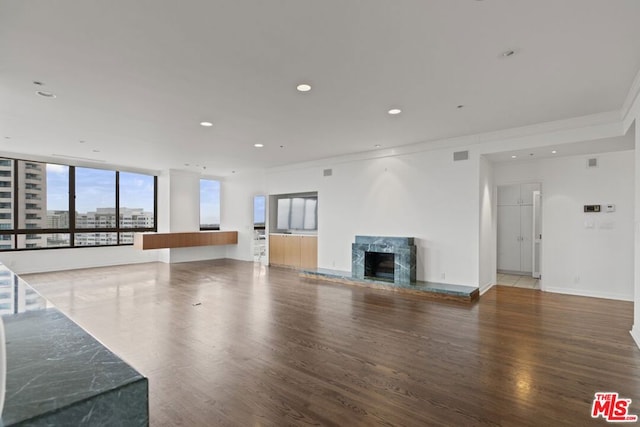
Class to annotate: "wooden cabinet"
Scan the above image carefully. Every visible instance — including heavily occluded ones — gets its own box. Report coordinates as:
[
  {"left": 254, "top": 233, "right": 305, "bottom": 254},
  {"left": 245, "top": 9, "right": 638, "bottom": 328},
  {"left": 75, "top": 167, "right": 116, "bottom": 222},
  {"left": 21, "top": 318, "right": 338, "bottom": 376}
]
[
  {"left": 269, "top": 234, "right": 317, "bottom": 269},
  {"left": 300, "top": 236, "right": 317, "bottom": 269},
  {"left": 284, "top": 235, "right": 301, "bottom": 267},
  {"left": 269, "top": 234, "right": 285, "bottom": 265}
]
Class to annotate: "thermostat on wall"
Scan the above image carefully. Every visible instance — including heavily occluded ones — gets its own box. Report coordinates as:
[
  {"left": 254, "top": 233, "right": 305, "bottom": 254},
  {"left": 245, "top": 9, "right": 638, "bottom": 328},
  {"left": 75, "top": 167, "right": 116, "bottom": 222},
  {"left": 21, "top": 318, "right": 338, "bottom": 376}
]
[
  {"left": 605, "top": 204, "right": 615, "bottom": 212},
  {"left": 584, "top": 205, "right": 601, "bottom": 213}
]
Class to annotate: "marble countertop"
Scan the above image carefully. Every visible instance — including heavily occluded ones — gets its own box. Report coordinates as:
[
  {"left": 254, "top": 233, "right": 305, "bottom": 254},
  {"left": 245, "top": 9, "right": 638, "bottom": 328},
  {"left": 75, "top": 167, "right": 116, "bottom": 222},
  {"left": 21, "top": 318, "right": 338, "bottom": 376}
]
[{"left": 0, "top": 264, "right": 148, "bottom": 426}]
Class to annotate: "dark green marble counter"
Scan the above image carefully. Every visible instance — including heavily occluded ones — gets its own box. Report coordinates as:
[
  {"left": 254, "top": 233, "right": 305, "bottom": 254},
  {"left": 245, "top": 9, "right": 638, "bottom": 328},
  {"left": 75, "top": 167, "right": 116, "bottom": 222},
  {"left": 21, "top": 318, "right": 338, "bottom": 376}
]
[{"left": 0, "top": 264, "right": 148, "bottom": 426}]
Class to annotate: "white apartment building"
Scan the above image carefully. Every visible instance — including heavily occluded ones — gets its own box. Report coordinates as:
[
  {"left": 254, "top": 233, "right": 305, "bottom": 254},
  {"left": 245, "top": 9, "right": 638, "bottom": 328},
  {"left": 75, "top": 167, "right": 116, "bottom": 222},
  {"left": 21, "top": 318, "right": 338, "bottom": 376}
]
[{"left": 0, "top": 159, "right": 47, "bottom": 249}]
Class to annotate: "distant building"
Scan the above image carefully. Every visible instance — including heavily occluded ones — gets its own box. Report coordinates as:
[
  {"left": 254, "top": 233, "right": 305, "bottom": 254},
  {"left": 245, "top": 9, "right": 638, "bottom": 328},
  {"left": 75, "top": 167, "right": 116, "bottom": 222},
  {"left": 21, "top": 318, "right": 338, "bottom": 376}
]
[
  {"left": 75, "top": 207, "right": 154, "bottom": 246},
  {"left": 0, "top": 160, "right": 48, "bottom": 249}
]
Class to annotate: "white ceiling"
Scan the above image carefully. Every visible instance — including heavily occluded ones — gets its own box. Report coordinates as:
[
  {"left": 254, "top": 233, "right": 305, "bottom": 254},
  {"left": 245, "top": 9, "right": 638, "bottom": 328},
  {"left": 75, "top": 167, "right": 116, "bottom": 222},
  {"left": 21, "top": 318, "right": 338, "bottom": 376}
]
[{"left": 1, "top": 1, "right": 639, "bottom": 175}]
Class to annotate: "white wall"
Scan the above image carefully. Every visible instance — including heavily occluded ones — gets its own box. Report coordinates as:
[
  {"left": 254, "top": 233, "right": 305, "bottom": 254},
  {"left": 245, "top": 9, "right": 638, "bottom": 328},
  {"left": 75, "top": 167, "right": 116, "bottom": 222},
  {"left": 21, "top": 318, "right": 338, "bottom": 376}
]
[
  {"left": 494, "top": 150, "right": 635, "bottom": 301},
  {"left": 267, "top": 148, "right": 480, "bottom": 285},
  {"left": 478, "top": 156, "right": 496, "bottom": 293},
  {"left": 0, "top": 246, "right": 159, "bottom": 275},
  {"left": 160, "top": 169, "right": 227, "bottom": 263}
]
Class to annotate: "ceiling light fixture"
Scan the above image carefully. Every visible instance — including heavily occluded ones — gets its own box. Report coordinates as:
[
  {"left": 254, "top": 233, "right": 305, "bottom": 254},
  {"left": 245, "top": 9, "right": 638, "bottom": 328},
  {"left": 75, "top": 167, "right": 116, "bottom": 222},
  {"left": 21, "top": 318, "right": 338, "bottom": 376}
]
[
  {"left": 36, "top": 90, "right": 56, "bottom": 98},
  {"left": 388, "top": 108, "right": 402, "bottom": 115},
  {"left": 511, "top": 155, "right": 517, "bottom": 159},
  {"left": 457, "top": 105, "right": 464, "bottom": 109},
  {"left": 33, "top": 81, "right": 44, "bottom": 86},
  {"left": 375, "top": 144, "right": 381, "bottom": 148},
  {"left": 552, "top": 150, "right": 557, "bottom": 154},
  {"left": 502, "top": 49, "right": 516, "bottom": 58},
  {"left": 296, "top": 83, "right": 312, "bottom": 92},
  {"left": 200, "top": 121, "right": 213, "bottom": 127},
  {"left": 254, "top": 143, "right": 264, "bottom": 148}
]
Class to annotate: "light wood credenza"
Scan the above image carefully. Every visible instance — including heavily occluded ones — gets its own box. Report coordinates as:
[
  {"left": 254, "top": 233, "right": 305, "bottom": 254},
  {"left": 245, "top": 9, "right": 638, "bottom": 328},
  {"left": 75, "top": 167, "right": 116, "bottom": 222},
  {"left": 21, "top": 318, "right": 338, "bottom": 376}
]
[{"left": 134, "top": 231, "right": 238, "bottom": 250}]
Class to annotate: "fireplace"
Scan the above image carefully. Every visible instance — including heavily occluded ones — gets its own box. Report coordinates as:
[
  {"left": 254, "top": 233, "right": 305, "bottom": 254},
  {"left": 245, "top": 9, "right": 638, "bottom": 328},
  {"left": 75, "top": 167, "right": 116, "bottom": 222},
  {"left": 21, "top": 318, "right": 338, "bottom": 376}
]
[
  {"left": 352, "top": 236, "right": 416, "bottom": 285},
  {"left": 365, "top": 252, "right": 395, "bottom": 281}
]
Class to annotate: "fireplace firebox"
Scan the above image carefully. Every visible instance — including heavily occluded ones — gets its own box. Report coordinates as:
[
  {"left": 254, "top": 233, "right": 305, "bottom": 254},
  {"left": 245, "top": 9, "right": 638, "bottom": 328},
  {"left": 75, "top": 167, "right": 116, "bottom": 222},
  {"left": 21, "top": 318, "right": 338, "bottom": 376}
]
[{"left": 365, "top": 252, "right": 395, "bottom": 281}]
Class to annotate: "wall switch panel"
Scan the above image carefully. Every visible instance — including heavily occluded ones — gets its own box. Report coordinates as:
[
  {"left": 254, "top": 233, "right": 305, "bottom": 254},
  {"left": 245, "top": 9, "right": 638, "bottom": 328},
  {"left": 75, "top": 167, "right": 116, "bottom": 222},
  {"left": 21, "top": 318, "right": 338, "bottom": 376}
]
[
  {"left": 584, "top": 204, "right": 601, "bottom": 213},
  {"left": 605, "top": 204, "right": 615, "bottom": 212}
]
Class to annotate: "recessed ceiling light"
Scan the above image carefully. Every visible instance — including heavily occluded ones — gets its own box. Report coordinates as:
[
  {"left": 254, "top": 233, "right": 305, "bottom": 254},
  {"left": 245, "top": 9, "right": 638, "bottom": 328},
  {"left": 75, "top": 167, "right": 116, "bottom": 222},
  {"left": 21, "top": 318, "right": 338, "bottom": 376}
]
[
  {"left": 457, "top": 105, "right": 464, "bottom": 109},
  {"left": 279, "top": 145, "right": 285, "bottom": 148},
  {"left": 296, "top": 83, "right": 312, "bottom": 92},
  {"left": 388, "top": 108, "right": 402, "bottom": 115},
  {"left": 231, "top": 170, "right": 236, "bottom": 174},
  {"left": 33, "top": 81, "right": 44, "bottom": 86},
  {"left": 200, "top": 121, "right": 213, "bottom": 127},
  {"left": 511, "top": 155, "right": 517, "bottom": 159},
  {"left": 36, "top": 90, "right": 56, "bottom": 98},
  {"left": 254, "top": 143, "right": 264, "bottom": 148},
  {"left": 552, "top": 150, "right": 557, "bottom": 154},
  {"left": 502, "top": 49, "right": 516, "bottom": 57},
  {"left": 79, "top": 140, "right": 86, "bottom": 144},
  {"left": 374, "top": 144, "right": 381, "bottom": 148}
]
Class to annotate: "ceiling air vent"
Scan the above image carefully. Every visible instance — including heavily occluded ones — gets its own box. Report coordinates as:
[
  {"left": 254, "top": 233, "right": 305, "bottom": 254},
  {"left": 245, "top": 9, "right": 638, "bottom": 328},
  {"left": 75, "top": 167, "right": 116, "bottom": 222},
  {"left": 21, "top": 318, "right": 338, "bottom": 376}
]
[
  {"left": 323, "top": 168, "right": 333, "bottom": 177},
  {"left": 587, "top": 158, "right": 598, "bottom": 168},
  {"left": 453, "top": 150, "right": 469, "bottom": 161}
]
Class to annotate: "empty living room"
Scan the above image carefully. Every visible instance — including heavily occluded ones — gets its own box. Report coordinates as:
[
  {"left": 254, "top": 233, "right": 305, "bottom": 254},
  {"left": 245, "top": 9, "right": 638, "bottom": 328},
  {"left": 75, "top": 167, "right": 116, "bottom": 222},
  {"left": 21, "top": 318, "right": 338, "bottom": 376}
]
[{"left": 2, "top": 1, "right": 640, "bottom": 426}]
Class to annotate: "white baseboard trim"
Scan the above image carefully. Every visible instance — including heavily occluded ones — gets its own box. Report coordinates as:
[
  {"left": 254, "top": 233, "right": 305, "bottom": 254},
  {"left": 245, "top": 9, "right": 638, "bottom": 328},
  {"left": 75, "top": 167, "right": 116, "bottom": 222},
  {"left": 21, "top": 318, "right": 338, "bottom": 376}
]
[
  {"left": 630, "top": 327, "right": 640, "bottom": 350},
  {"left": 544, "top": 287, "right": 632, "bottom": 302},
  {"left": 479, "top": 281, "right": 494, "bottom": 295}
]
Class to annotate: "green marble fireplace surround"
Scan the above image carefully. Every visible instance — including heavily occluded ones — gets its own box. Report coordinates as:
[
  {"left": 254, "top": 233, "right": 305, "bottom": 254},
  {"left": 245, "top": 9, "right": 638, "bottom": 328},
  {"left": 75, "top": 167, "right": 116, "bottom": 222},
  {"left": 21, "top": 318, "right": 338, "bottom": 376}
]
[{"left": 352, "top": 236, "right": 416, "bottom": 285}]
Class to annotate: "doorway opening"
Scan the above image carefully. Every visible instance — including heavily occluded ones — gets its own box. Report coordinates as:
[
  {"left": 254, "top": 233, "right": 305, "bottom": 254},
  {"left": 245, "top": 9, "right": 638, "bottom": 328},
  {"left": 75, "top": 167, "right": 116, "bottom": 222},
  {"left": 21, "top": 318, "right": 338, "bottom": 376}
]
[{"left": 496, "top": 183, "right": 542, "bottom": 290}]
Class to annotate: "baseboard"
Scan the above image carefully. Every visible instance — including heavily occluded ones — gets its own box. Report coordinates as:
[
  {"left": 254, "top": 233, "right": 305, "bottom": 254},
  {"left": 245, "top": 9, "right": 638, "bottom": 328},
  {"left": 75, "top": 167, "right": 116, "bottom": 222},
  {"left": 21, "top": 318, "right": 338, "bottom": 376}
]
[
  {"left": 630, "top": 327, "right": 640, "bottom": 350},
  {"left": 544, "top": 286, "right": 632, "bottom": 302},
  {"left": 479, "top": 281, "right": 494, "bottom": 295}
]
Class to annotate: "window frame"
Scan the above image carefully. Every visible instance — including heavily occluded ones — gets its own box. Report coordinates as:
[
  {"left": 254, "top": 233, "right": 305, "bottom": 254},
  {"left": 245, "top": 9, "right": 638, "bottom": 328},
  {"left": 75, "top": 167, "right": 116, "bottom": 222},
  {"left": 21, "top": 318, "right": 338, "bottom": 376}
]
[{"left": 0, "top": 158, "right": 158, "bottom": 251}]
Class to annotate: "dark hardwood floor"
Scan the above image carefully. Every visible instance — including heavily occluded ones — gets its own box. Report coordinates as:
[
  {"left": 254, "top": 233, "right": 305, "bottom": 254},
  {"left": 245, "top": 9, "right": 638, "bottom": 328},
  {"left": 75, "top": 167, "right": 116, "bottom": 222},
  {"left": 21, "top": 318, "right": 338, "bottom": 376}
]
[{"left": 23, "top": 259, "right": 640, "bottom": 426}]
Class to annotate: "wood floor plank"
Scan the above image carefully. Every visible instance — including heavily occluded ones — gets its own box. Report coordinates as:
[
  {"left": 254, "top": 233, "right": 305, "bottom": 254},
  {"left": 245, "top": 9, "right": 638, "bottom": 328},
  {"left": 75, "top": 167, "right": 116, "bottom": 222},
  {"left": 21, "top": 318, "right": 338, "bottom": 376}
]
[{"left": 21, "top": 260, "right": 640, "bottom": 426}]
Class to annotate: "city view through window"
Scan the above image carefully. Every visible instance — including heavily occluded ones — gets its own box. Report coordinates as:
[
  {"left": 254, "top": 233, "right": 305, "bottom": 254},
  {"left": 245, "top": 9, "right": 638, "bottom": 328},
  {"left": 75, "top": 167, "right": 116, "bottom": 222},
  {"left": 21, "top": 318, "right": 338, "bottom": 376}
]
[{"left": 0, "top": 159, "right": 157, "bottom": 249}]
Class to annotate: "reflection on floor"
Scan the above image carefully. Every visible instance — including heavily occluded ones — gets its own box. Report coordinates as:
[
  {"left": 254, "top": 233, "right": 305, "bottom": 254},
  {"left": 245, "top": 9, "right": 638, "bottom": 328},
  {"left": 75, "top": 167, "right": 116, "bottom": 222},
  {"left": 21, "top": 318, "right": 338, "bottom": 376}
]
[{"left": 497, "top": 273, "right": 540, "bottom": 289}]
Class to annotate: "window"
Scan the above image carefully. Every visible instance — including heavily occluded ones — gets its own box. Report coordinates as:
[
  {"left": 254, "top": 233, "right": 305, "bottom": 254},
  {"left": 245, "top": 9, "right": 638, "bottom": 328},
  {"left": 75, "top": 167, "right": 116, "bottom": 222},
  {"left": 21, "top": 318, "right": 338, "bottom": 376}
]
[
  {"left": 76, "top": 167, "right": 116, "bottom": 228},
  {"left": 273, "top": 193, "right": 318, "bottom": 231},
  {"left": 0, "top": 157, "right": 157, "bottom": 251},
  {"left": 253, "top": 195, "right": 266, "bottom": 229},
  {"left": 119, "top": 172, "right": 155, "bottom": 228},
  {"left": 200, "top": 179, "right": 220, "bottom": 230}
]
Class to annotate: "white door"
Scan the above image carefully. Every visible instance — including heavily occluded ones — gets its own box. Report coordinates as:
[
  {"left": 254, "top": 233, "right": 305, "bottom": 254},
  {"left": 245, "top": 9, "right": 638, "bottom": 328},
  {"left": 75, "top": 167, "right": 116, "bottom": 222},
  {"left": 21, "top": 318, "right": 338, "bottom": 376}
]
[
  {"left": 498, "top": 185, "right": 521, "bottom": 206},
  {"left": 497, "top": 205, "right": 521, "bottom": 271},
  {"left": 532, "top": 191, "right": 542, "bottom": 279},
  {"left": 520, "top": 205, "right": 533, "bottom": 274}
]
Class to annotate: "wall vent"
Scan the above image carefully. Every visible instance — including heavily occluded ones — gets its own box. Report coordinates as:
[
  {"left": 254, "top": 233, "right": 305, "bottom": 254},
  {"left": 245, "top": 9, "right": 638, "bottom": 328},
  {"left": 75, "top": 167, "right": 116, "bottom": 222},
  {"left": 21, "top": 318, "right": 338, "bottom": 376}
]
[
  {"left": 323, "top": 168, "right": 333, "bottom": 177},
  {"left": 453, "top": 150, "right": 469, "bottom": 161},
  {"left": 587, "top": 158, "right": 598, "bottom": 168}
]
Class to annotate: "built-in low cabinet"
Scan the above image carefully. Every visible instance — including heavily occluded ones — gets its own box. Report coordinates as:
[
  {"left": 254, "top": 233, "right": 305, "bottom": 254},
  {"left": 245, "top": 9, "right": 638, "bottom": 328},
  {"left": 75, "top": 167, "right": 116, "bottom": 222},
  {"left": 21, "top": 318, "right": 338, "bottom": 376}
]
[{"left": 269, "top": 234, "right": 317, "bottom": 269}]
